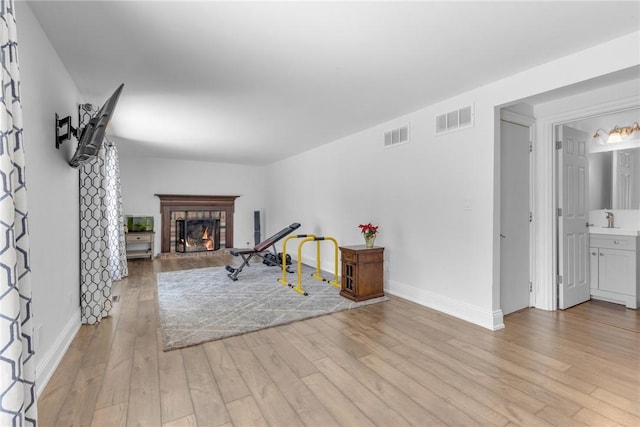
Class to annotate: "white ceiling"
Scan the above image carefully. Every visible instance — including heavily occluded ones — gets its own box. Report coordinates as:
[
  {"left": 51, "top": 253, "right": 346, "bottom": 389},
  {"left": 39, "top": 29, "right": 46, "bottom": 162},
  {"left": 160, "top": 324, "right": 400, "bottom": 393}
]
[{"left": 27, "top": 1, "right": 640, "bottom": 165}]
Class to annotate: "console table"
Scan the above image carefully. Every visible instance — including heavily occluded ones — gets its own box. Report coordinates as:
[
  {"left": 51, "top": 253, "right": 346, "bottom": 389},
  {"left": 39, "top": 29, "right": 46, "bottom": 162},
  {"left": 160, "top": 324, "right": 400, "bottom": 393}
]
[
  {"left": 125, "top": 231, "right": 155, "bottom": 259},
  {"left": 339, "top": 245, "right": 384, "bottom": 301}
]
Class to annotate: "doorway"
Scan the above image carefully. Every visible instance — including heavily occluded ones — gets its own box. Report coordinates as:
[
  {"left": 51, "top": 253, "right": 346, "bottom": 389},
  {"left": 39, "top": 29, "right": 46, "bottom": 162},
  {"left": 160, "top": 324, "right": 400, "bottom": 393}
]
[
  {"left": 555, "top": 108, "right": 640, "bottom": 309},
  {"left": 500, "top": 110, "right": 534, "bottom": 315},
  {"left": 497, "top": 74, "right": 639, "bottom": 314}
]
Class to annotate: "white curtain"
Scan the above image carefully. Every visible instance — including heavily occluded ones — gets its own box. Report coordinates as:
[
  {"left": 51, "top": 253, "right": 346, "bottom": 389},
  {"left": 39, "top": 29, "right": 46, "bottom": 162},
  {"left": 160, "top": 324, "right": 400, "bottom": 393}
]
[
  {"left": 0, "top": 0, "right": 37, "bottom": 425},
  {"left": 104, "top": 141, "right": 128, "bottom": 280},
  {"left": 78, "top": 119, "right": 128, "bottom": 324},
  {"left": 79, "top": 148, "right": 112, "bottom": 324}
]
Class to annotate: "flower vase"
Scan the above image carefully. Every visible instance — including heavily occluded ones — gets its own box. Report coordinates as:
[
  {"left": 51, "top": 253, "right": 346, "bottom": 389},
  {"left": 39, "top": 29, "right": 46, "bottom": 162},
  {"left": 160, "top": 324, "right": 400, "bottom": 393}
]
[{"left": 364, "top": 234, "right": 376, "bottom": 248}]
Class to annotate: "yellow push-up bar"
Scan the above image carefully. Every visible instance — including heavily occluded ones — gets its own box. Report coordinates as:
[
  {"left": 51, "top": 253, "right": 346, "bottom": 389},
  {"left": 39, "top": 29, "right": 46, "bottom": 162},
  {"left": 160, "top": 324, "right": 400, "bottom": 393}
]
[
  {"left": 292, "top": 236, "right": 340, "bottom": 296},
  {"left": 278, "top": 234, "right": 318, "bottom": 287}
]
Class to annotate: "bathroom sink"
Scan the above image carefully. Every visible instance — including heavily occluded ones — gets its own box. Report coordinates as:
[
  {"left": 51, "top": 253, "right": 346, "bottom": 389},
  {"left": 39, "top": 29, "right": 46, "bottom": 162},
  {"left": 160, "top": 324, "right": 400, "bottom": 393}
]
[{"left": 589, "top": 227, "right": 640, "bottom": 236}]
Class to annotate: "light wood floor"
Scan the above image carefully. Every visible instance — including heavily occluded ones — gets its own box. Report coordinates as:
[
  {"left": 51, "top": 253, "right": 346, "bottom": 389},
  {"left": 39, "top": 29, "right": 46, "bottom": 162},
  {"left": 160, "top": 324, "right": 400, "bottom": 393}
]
[{"left": 38, "top": 255, "right": 640, "bottom": 426}]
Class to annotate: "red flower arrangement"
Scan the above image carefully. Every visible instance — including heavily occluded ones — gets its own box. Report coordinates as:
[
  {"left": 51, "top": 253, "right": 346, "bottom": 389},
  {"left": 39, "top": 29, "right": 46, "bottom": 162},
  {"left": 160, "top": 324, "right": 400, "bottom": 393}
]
[{"left": 358, "top": 222, "right": 379, "bottom": 238}]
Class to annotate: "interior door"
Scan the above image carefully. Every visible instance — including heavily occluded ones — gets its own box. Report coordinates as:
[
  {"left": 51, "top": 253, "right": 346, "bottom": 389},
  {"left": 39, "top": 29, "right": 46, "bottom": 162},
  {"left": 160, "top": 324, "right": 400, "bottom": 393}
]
[
  {"left": 557, "top": 125, "right": 590, "bottom": 309},
  {"left": 500, "top": 119, "right": 531, "bottom": 315}
]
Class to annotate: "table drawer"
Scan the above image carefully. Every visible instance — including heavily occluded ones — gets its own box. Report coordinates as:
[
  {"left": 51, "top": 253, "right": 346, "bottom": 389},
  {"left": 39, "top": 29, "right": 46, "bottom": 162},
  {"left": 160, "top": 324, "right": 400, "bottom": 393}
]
[
  {"left": 126, "top": 233, "right": 153, "bottom": 243},
  {"left": 589, "top": 235, "right": 636, "bottom": 251},
  {"left": 341, "top": 251, "right": 357, "bottom": 263}
]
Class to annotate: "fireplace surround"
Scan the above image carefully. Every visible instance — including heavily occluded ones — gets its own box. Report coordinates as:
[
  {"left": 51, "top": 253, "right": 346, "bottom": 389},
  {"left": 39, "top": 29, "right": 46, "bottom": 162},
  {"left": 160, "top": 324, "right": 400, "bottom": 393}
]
[{"left": 155, "top": 194, "right": 239, "bottom": 254}]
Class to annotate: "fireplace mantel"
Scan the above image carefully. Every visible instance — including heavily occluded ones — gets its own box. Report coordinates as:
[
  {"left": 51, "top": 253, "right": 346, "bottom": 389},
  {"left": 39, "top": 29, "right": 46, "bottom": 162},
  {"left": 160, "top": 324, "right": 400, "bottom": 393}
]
[{"left": 155, "top": 194, "right": 239, "bottom": 253}]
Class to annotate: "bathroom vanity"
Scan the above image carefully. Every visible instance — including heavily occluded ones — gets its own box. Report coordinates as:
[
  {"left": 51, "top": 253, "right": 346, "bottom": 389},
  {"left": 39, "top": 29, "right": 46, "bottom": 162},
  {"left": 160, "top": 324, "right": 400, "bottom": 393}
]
[{"left": 589, "top": 228, "right": 639, "bottom": 309}]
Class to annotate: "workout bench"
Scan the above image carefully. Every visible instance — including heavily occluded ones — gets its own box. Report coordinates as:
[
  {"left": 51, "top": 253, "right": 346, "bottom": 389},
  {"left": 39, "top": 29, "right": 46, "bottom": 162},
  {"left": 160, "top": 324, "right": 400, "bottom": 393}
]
[{"left": 225, "top": 223, "right": 301, "bottom": 280}]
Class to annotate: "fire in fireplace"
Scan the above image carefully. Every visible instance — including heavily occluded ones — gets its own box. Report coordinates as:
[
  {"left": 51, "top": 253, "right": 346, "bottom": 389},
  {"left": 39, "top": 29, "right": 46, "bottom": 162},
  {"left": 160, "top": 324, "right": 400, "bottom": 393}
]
[{"left": 176, "top": 218, "right": 221, "bottom": 253}]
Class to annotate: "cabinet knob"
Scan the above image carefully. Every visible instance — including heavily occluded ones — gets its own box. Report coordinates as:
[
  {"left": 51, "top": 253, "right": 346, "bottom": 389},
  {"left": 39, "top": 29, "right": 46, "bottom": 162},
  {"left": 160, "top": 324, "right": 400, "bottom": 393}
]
[
  {"left": 600, "top": 253, "right": 604, "bottom": 256},
  {"left": 613, "top": 240, "right": 619, "bottom": 244},
  {"left": 591, "top": 252, "right": 597, "bottom": 256}
]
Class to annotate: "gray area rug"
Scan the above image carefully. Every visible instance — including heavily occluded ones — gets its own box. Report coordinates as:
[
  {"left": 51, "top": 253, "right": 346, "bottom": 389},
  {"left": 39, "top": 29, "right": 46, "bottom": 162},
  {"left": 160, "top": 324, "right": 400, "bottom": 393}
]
[{"left": 157, "top": 263, "right": 389, "bottom": 351}]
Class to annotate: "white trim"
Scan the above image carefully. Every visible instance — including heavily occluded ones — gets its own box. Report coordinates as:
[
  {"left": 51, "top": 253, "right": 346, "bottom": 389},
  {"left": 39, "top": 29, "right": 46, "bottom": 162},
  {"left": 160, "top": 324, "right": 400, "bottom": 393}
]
[
  {"left": 386, "top": 279, "right": 505, "bottom": 331},
  {"left": 534, "top": 95, "right": 640, "bottom": 311},
  {"left": 36, "top": 307, "right": 81, "bottom": 397},
  {"left": 306, "top": 254, "right": 506, "bottom": 330},
  {"left": 500, "top": 110, "right": 535, "bottom": 127}
]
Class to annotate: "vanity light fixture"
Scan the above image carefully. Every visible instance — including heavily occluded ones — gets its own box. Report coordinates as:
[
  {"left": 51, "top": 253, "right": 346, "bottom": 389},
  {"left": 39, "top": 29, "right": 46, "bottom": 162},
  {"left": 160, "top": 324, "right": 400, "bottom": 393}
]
[{"left": 593, "top": 122, "right": 640, "bottom": 144}]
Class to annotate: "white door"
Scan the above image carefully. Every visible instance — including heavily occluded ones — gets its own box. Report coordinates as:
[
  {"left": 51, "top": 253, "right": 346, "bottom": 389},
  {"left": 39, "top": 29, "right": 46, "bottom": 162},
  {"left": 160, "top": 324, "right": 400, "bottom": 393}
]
[
  {"left": 557, "top": 125, "right": 590, "bottom": 309},
  {"left": 500, "top": 119, "right": 531, "bottom": 315}
]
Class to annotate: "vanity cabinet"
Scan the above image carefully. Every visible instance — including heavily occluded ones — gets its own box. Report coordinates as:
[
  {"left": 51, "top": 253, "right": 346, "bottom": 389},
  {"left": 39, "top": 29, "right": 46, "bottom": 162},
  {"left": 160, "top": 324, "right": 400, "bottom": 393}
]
[{"left": 589, "top": 234, "right": 638, "bottom": 309}]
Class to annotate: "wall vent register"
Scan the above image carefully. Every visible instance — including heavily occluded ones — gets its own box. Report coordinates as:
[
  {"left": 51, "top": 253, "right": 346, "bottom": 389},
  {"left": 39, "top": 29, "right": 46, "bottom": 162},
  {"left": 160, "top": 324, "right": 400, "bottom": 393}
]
[
  {"left": 384, "top": 125, "right": 410, "bottom": 147},
  {"left": 436, "top": 105, "right": 473, "bottom": 134}
]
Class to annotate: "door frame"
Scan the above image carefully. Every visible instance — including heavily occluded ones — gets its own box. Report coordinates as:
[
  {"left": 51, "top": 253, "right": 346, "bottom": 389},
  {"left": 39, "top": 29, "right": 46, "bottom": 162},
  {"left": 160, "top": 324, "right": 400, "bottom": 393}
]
[
  {"left": 500, "top": 110, "right": 535, "bottom": 312},
  {"left": 533, "top": 95, "right": 639, "bottom": 310}
]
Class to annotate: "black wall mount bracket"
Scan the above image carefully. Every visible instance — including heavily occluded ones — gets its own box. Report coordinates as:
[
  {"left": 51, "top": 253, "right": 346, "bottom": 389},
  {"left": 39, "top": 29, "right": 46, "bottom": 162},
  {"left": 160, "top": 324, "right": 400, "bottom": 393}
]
[{"left": 55, "top": 113, "right": 78, "bottom": 149}]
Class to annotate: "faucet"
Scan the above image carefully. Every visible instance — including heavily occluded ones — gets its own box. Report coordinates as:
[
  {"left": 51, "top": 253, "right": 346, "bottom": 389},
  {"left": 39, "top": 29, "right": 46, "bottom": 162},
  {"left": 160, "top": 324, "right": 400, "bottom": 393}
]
[{"left": 605, "top": 211, "right": 614, "bottom": 228}]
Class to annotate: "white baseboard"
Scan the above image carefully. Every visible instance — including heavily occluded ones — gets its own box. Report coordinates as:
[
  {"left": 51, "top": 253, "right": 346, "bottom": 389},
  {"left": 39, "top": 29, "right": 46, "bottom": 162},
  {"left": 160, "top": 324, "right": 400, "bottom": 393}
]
[
  {"left": 387, "top": 279, "right": 505, "bottom": 331},
  {"left": 298, "top": 255, "right": 505, "bottom": 330},
  {"left": 36, "top": 307, "right": 81, "bottom": 397}
]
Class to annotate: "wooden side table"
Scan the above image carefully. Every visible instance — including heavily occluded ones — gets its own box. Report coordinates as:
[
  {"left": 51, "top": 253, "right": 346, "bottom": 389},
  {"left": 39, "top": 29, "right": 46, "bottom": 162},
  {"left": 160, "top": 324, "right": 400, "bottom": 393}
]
[
  {"left": 339, "top": 245, "right": 384, "bottom": 301},
  {"left": 125, "top": 231, "right": 155, "bottom": 259}
]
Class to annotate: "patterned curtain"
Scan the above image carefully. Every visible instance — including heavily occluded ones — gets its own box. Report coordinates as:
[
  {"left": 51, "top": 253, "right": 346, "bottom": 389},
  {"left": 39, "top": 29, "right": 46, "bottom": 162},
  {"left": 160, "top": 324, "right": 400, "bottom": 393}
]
[
  {"left": 104, "top": 141, "right": 127, "bottom": 280},
  {"left": 79, "top": 148, "right": 112, "bottom": 324},
  {"left": 0, "top": 1, "right": 37, "bottom": 425},
  {"left": 78, "top": 114, "right": 128, "bottom": 323}
]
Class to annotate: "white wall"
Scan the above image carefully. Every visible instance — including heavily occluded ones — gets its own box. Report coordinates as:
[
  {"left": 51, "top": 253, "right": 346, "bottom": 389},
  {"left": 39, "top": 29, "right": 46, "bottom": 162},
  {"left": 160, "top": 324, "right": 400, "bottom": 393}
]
[
  {"left": 265, "top": 32, "right": 640, "bottom": 330},
  {"left": 17, "top": 2, "right": 83, "bottom": 394},
  {"left": 118, "top": 156, "right": 266, "bottom": 252}
]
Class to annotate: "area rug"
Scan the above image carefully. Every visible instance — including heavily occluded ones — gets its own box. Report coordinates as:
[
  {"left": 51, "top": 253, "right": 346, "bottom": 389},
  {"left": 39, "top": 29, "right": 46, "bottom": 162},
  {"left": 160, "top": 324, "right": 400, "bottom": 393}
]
[{"left": 156, "top": 263, "right": 389, "bottom": 351}]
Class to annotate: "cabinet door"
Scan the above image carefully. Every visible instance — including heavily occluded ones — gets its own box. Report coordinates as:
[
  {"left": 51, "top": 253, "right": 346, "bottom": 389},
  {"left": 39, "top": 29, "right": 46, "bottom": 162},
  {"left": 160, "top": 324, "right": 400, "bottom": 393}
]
[
  {"left": 598, "top": 249, "right": 635, "bottom": 295},
  {"left": 589, "top": 248, "right": 599, "bottom": 291}
]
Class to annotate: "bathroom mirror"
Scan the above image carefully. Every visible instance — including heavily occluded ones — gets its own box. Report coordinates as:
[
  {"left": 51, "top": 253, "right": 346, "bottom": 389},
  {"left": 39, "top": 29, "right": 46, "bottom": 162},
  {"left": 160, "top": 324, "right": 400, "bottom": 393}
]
[{"left": 589, "top": 147, "right": 640, "bottom": 210}]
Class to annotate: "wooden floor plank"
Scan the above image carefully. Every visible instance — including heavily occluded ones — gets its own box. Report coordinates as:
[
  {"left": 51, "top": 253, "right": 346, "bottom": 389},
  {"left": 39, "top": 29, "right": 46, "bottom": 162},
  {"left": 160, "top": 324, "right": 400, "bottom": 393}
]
[
  {"left": 447, "top": 337, "right": 640, "bottom": 426},
  {"left": 202, "top": 339, "right": 251, "bottom": 404},
  {"left": 181, "top": 345, "right": 231, "bottom": 427},
  {"left": 126, "top": 298, "right": 161, "bottom": 427},
  {"left": 305, "top": 330, "right": 445, "bottom": 426},
  {"left": 158, "top": 347, "right": 194, "bottom": 424},
  {"left": 301, "top": 372, "right": 375, "bottom": 427},
  {"left": 250, "top": 342, "right": 339, "bottom": 427},
  {"left": 313, "top": 357, "right": 411, "bottom": 426},
  {"left": 278, "top": 323, "right": 328, "bottom": 362},
  {"left": 257, "top": 326, "right": 319, "bottom": 378},
  {"left": 55, "top": 363, "right": 105, "bottom": 427},
  {"left": 36, "top": 256, "right": 640, "bottom": 427},
  {"left": 342, "top": 328, "right": 515, "bottom": 426},
  {"left": 225, "top": 396, "right": 269, "bottom": 427},
  {"left": 225, "top": 337, "right": 304, "bottom": 426},
  {"left": 90, "top": 402, "right": 127, "bottom": 427}
]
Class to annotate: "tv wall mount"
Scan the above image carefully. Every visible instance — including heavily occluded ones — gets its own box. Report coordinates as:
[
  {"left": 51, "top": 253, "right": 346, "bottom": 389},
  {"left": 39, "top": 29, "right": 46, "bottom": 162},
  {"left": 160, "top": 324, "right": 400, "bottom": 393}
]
[{"left": 55, "top": 103, "right": 95, "bottom": 149}]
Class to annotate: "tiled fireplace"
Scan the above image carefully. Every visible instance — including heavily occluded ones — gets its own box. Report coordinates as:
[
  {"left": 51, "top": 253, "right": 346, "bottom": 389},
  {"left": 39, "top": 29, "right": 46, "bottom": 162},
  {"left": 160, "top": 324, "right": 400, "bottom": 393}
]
[{"left": 155, "top": 194, "right": 239, "bottom": 254}]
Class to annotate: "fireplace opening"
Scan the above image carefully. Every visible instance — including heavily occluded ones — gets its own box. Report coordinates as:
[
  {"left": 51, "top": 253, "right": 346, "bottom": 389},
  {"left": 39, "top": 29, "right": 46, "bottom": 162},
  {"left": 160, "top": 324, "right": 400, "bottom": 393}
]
[{"left": 176, "top": 218, "right": 221, "bottom": 253}]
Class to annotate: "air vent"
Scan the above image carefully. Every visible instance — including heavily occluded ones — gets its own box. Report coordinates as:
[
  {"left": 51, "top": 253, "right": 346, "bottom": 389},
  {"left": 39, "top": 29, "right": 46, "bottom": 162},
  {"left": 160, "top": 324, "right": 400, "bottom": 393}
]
[
  {"left": 435, "top": 105, "right": 473, "bottom": 134},
  {"left": 384, "top": 124, "right": 410, "bottom": 148}
]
